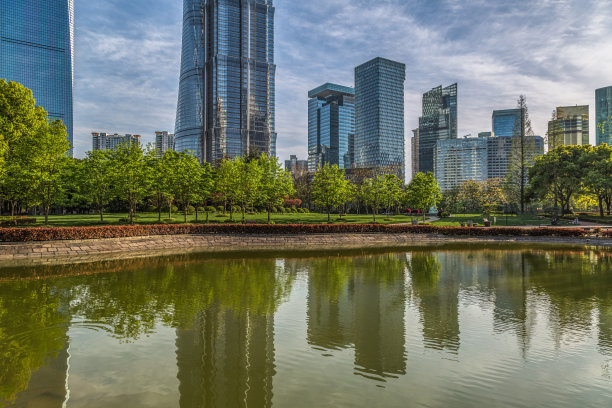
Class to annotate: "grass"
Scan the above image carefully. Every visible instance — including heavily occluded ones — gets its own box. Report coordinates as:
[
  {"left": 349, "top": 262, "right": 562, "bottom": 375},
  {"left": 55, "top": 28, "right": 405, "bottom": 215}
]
[
  {"left": 20, "top": 212, "right": 423, "bottom": 228},
  {"left": 431, "top": 214, "right": 555, "bottom": 227}
]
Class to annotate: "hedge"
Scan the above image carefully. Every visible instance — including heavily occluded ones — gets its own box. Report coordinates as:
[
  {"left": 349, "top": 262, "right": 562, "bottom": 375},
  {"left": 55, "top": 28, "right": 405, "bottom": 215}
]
[{"left": 0, "top": 224, "right": 610, "bottom": 242}]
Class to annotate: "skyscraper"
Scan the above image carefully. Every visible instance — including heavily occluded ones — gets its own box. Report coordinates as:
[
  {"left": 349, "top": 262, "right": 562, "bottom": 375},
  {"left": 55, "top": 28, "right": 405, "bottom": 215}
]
[
  {"left": 0, "top": 0, "right": 74, "bottom": 154},
  {"left": 411, "top": 129, "right": 420, "bottom": 180},
  {"left": 155, "top": 131, "right": 175, "bottom": 157},
  {"left": 418, "top": 83, "right": 458, "bottom": 174},
  {"left": 547, "top": 105, "right": 589, "bottom": 149},
  {"left": 434, "top": 138, "right": 488, "bottom": 191},
  {"left": 596, "top": 86, "right": 612, "bottom": 146},
  {"left": 91, "top": 133, "right": 140, "bottom": 152},
  {"left": 492, "top": 109, "right": 522, "bottom": 138},
  {"left": 355, "top": 58, "right": 406, "bottom": 178},
  {"left": 175, "top": 0, "right": 276, "bottom": 163},
  {"left": 307, "top": 83, "right": 355, "bottom": 172}
]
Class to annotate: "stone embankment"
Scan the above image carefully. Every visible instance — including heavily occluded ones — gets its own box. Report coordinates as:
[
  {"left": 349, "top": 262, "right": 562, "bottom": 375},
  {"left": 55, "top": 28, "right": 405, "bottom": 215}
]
[{"left": 0, "top": 233, "right": 611, "bottom": 267}]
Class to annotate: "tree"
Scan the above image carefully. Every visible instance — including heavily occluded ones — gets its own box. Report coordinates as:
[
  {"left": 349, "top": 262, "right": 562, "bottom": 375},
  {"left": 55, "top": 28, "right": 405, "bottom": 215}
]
[
  {"left": 457, "top": 180, "right": 483, "bottom": 213},
  {"left": 259, "top": 154, "right": 295, "bottom": 223},
  {"left": 311, "top": 163, "right": 351, "bottom": 222},
  {"left": 110, "top": 142, "right": 149, "bottom": 224},
  {"left": 81, "top": 150, "right": 116, "bottom": 222},
  {"left": 439, "top": 185, "right": 462, "bottom": 214},
  {"left": 382, "top": 174, "right": 404, "bottom": 214},
  {"left": 405, "top": 172, "right": 441, "bottom": 221},
  {"left": 146, "top": 152, "right": 172, "bottom": 222},
  {"left": 361, "top": 176, "right": 386, "bottom": 222},
  {"left": 215, "top": 159, "right": 239, "bottom": 220},
  {"left": 166, "top": 151, "right": 204, "bottom": 223},
  {"left": 232, "top": 156, "right": 262, "bottom": 223},
  {"left": 196, "top": 162, "right": 214, "bottom": 223},
  {"left": 481, "top": 178, "right": 506, "bottom": 215},
  {"left": 583, "top": 144, "right": 612, "bottom": 217}
]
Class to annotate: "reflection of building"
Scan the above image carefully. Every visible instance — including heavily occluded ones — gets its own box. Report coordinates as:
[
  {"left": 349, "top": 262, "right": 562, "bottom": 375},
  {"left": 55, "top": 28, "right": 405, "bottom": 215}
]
[
  {"left": 418, "top": 84, "right": 458, "bottom": 174},
  {"left": 306, "top": 256, "right": 407, "bottom": 379},
  {"left": 596, "top": 86, "right": 612, "bottom": 146},
  {"left": 548, "top": 105, "right": 589, "bottom": 149},
  {"left": 492, "top": 109, "right": 521, "bottom": 138},
  {"left": 175, "top": 0, "right": 277, "bottom": 163},
  {"left": 355, "top": 58, "right": 406, "bottom": 178},
  {"left": 92, "top": 132, "right": 141, "bottom": 151},
  {"left": 176, "top": 309, "right": 275, "bottom": 408},
  {"left": 434, "top": 138, "right": 488, "bottom": 191},
  {"left": 308, "top": 83, "right": 355, "bottom": 172},
  {"left": 0, "top": 0, "right": 74, "bottom": 155},
  {"left": 155, "top": 131, "right": 175, "bottom": 156}
]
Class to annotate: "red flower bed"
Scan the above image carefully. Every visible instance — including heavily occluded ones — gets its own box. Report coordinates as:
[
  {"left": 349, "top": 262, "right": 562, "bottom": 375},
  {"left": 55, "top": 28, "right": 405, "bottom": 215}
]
[{"left": 0, "top": 224, "right": 608, "bottom": 242}]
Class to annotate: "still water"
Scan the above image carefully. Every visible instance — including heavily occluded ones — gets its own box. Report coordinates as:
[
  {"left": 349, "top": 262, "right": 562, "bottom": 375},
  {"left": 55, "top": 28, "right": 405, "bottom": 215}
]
[{"left": 1, "top": 245, "right": 611, "bottom": 407}]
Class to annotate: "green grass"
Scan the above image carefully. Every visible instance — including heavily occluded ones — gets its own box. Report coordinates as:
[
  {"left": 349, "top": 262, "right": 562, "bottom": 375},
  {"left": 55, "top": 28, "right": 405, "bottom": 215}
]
[
  {"left": 431, "top": 214, "right": 555, "bottom": 227},
  {"left": 22, "top": 212, "right": 425, "bottom": 227}
]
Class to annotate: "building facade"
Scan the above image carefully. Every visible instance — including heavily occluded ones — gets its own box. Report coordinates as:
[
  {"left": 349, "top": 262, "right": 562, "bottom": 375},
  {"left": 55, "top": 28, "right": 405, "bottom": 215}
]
[
  {"left": 285, "top": 155, "right": 308, "bottom": 175},
  {"left": 434, "top": 138, "right": 488, "bottom": 191},
  {"left": 354, "top": 58, "right": 406, "bottom": 178},
  {"left": 411, "top": 129, "right": 420, "bottom": 180},
  {"left": 155, "top": 131, "right": 175, "bottom": 157},
  {"left": 307, "top": 83, "right": 355, "bottom": 172},
  {"left": 175, "top": 0, "right": 276, "bottom": 163},
  {"left": 487, "top": 135, "right": 544, "bottom": 181},
  {"left": 0, "top": 0, "right": 74, "bottom": 154},
  {"left": 547, "top": 105, "right": 589, "bottom": 150},
  {"left": 92, "top": 133, "right": 140, "bottom": 152},
  {"left": 596, "top": 86, "right": 612, "bottom": 146},
  {"left": 418, "top": 83, "right": 458, "bottom": 174},
  {"left": 492, "top": 109, "right": 521, "bottom": 138}
]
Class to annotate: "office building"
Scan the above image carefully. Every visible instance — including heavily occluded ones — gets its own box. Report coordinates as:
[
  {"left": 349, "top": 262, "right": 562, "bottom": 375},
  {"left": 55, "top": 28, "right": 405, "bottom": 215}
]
[
  {"left": 355, "top": 58, "right": 406, "bottom": 178},
  {"left": 434, "top": 138, "right": 488, "bottom": 191},
  {"left": 155, "top": 131, "right": 175, "bottom": 156},
  {"left": 0, "top": 0, "right": 74, "bottom": 154},
  {"left": 596, "top": 86, "right": 612, "bottom": 146},
  {"left": 411, "top": 129, "right": 420, "bottom": 180},
  {"left": 174, "top": 0, "right": 276, "bottom": 163},
  {"left": 285, "top": 155, "right": 308, "bottom": 175},
  {"left": 548, "top": 105, "right": 589, "bottom": 149},
  {"left": 418, "top": 83, "right": 458, "bottom": 174},
  {"left": 92, "top": 133, "right": 141, "bottom": 152},
  {"left": 478, "top": 132, "right": 492, "bottom": 138},
  {"left": 486, "top": 135, "right": 544, "bottom": 181},
  {"left": 307, "top": 83, "right": 355, "bottom": 172},
  {"left": 492, "top": 109, "right": 522, "bottom": 138}
]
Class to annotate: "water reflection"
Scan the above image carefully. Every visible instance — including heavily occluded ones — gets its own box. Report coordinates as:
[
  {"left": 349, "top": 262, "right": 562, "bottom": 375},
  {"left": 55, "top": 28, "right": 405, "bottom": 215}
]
[{"left": 0, "top": 246, "right": 611, "bottom": 407}]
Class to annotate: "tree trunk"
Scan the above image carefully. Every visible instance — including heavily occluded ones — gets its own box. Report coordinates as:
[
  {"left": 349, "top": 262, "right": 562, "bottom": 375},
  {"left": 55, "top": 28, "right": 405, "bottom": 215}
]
[
  {"left": 100, "top": 207, "right": 104, "bottom": 222},
  {"left": 206, "top": 211, "right": 209, "bottom": 224},
  {"left": 372, "top": 208, "right": 376, "bottom": 223},
  {"left": 268, "top": 208, "right": 271, "bottom": 223},
  {"left": 184, "top": 207, "right": 188, "bottom": 223},
  {"left": 327, "top": 207, "right": 331, "bottom": 223},
  {"left": 599, "top": 196, "right": 605, "bottom": 217},
  {"left": 195, "top": 207, "right": 199, "bottom": 222},
  {"left": 44, "top": 206, "right": 49, "bottom": 226},
  {"left": 158, "top": 202, "right": 162, "bottom": 222},
  {"left": 242, "top": 205, "right": 246, "bottom": 224}
]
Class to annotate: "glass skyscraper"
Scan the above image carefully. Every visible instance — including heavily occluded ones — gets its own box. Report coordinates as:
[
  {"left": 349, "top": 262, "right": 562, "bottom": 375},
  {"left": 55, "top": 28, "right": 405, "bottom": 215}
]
[
  {"left": 354, "top": 57, "right": 406, "bottom": 178},
  {"left": 596, "top": 86, "right": 612, "bottom": 146},
  {"left": 0, "top": 0, "right": 74, "bottom": 154},
  {"left": 492, "top": 109, "right": 522, "bottom": 138},
  {"left": 175, "top": 0, "right": 276, "bottom": 163},
  {"left": 434, "top": 138, "right": 488, "bottom": 191},
  {"left": 308, "top": 83, "right": 355, "bottom": 172},
  {"left": 418, "top": 83, "right": 457, "bottom": 174},
  {"left": 547, "top": 105, "right": 589, "bottom": 149}
]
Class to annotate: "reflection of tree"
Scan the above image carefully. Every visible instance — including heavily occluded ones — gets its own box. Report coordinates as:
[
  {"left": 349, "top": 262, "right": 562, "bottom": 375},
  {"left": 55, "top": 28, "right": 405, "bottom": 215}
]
[
  {"left": 304, "top": 254, "right": 407, "bottom": 380},
  {"left": 0, "top": 280, "right": 71, "bottom": 405}
]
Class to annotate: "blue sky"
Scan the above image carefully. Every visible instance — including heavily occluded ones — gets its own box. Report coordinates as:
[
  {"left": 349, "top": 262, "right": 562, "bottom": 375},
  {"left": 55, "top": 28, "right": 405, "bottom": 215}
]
[{"left": 73, "top": 0, "right": 612, "bottom": 162}]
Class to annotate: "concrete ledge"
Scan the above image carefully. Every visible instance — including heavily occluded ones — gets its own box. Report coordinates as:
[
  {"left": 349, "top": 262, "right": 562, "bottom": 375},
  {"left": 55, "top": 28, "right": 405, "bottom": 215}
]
[{"left": 0, "top": 233, "right": 611, "bottom": 267}]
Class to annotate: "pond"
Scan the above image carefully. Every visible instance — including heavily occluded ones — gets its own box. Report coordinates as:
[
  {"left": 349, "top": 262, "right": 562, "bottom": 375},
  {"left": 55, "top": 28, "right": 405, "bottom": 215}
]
[{"left": 1, "top": 244, "right": 611, "bottom": 407}]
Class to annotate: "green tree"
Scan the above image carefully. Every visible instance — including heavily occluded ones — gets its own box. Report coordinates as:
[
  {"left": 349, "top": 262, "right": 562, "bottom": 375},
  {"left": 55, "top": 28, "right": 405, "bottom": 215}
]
[
  {"left": 166, "top": 151, "right": 204, "bottom": 223},
  {"left": 146, "top": 153, "right": 172, "bottom": 222},
  {"left": 215, "top": 159, "right": 239, "bottom": 220},
  {"left": 196, "top": 162, "right": 214, "bottom": 223},
  {"left": 311, "top": 163, "right": 350, "bottom": 222},
  {"left": 234, "top": 156, "right": 263, "bottom": 223},
  {"left": 583, "top": 144, "right": 612, "bottom": 217},
  {"left": 405, "top": 172, "right": 441, "bottom": 221},
  {"left": 81, "top": 149, "right": 116, "bottom": 222},
  {"left": 481, "top": 178, "right": 506, "bottom": 215},
  {"left": 458, "top": 180, "right": 483, "bottom": 213},
  {"left": 258, "top": 154, "right": 295, "bottom": 223},
  {"left": 110, "top": 142, "right": 149, "bottom": 224},
  {"left": 439, "top": 185, "right": 462, "bottom": 214},
  {"left": 361, "top": 176, "right": 387, "bottom": 222}
]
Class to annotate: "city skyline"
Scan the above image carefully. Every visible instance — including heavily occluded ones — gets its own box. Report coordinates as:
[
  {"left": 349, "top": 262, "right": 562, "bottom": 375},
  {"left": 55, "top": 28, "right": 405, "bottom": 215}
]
[{"left": 61, "top": 1, "right": 611, "bottom": 163}]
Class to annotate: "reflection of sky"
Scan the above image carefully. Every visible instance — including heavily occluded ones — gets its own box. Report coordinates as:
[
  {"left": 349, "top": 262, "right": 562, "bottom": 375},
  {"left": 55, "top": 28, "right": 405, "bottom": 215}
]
[{"left": 72, "top": 0, "right": 612, "bottom": 162}]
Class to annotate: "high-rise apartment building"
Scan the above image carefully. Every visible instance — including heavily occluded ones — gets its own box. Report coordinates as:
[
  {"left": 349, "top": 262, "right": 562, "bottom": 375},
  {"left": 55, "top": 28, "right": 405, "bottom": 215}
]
[
  {"left": 418, "top": 83, "right": 458, "bottom": 174},
  {"left": 434, "top": 138, "right": 488, "bottom": 191},
  {"left": 155, "top": 131, "right": 175, "bottom": 157},
  {"left": 355, "top": 58, "right": 406, "bottom": 178},
  {"left": 285, "top": 155, "right": 308, "bottom": 175},
  {"left": 92, "top": 133, "right": 140, "bottom": 152},
  {"left": 492, "top": 109, "right": 521, "bottom": 138},
  {"left": 307, "top": 83, "right": 355, "bottom": 172},
  {"left": 0, "top": 0, "right": 74, "bottom": 154},
  {"left": 175, "top": 0, "right": 276, "bottom": 163},
  {"left": 547, "top": 105, "right": 589, "bottom": 149},
  {"left": 596, "top": 86, "right": 612, "bottom": 146}
]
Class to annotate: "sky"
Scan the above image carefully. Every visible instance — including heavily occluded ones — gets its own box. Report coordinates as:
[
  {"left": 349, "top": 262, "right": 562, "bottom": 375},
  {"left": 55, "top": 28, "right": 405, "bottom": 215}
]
[{"left": 73, "top": 0, "right": 612, "bottom": 164}]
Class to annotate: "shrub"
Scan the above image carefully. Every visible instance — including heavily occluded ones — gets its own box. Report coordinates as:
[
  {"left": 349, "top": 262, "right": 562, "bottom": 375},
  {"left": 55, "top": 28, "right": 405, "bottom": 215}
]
[
  {"left": 440, "top": 211, "right": 451, "bottom": 218},
  {"left": 197, "top": 207, "right": 205, "bottom": 213},
  {"left": 205, "top": 206, "right": 216, "bottom": 213},
  {"left": 171, "top": 206, "right": 179, "bottom": 213},
  {"left": 187, "top": 205, "right": 195, "bottom": 215},
  {"left": 217, "top": 206, "right": 225, "bottom": 212},
  {"left": 278, "top": 207, "right": 286, "bottom": 213},
  {"left": 303, "top": 208, "right": 310, "bottom": 213},
  {"left": 231, "top": 205, "right": 241, "bottom": 213},
  {"left": 269, "top": 206, "right": 277, "bottom": 213}
]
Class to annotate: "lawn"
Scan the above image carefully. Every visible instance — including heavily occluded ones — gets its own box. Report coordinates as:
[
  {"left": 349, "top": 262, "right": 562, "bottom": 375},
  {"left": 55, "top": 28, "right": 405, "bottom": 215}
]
[
  {"left": 23, "top": 212, "right": 421, "bottom": 227},
  {"left": 431, "top": 214, "right": 554, "bottom": 227}
]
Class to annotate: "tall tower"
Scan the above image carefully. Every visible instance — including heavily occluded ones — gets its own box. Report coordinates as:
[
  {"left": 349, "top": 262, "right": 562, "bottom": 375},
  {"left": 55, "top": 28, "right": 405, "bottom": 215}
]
[
  {"left": 0, "top": 0, "right": 74, "bottom": 155},
  {"left": 354, "top": 57, "right": 406, "bottom": 178},
  {"left": 596, "top": 86, "right": 612, "bottom": 146},
  {"left": 418, "top": 83, "right": 457, "bottom": 174},
  {"left": 175, "top": 0, "right": 277, "bottom": 163}
]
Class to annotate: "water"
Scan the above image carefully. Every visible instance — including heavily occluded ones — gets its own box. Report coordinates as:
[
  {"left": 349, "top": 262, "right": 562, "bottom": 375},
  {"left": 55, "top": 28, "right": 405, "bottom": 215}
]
[{"left": 1, "top": 244, "right": 611, "bottom": 407}]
